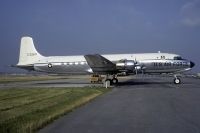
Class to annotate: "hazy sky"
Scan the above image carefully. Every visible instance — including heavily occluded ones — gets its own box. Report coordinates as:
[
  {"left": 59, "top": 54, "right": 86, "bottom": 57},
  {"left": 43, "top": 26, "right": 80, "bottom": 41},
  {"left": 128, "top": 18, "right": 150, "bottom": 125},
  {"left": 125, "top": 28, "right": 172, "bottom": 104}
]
[{"left": 0, "top": 0, "right": 199, "bottom": 72}]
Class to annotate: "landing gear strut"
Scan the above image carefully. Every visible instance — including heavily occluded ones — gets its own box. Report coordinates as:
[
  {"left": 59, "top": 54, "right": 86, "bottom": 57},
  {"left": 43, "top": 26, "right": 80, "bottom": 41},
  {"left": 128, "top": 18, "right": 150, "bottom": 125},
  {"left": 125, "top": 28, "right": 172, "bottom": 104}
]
[{"left": 174, "top": 75, "right": 181, "bottom": 84}]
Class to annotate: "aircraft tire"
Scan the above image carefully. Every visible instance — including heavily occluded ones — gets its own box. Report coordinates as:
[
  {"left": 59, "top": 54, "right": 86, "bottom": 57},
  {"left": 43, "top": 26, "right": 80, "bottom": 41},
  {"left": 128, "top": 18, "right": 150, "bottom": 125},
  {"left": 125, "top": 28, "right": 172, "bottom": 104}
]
[
  {"left": 174, "top": 78, "right": 181, "bottom": 84},
  {"left": 112, "top": 78, "right": 118, "bottom": 84}
]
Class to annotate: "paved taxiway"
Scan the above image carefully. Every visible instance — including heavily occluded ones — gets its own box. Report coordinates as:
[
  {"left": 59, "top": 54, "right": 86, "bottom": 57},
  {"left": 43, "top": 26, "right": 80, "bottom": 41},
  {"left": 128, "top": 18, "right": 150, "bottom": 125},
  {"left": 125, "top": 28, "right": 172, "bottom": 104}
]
[
  {"left": 37, "top": 76, "right": 200, "bottom": 133},
  {"left": 0, "top": 75, "right": 99, "bottom": 88}
]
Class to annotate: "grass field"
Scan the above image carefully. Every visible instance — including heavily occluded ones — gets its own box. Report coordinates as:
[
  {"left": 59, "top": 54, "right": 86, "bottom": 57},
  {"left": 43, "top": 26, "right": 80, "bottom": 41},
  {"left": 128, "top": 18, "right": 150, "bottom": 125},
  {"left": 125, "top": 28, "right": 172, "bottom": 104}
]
[{"left": 0, "top": 87, "right": 109, "bottom": 133}]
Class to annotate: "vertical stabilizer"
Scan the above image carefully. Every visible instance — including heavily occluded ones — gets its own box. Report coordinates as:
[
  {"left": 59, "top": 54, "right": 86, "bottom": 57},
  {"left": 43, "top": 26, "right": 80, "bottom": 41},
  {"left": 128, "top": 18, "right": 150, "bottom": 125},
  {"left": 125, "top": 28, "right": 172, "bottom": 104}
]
[{"left": 17, "top": 37, "right": 44, "bottom": 66}]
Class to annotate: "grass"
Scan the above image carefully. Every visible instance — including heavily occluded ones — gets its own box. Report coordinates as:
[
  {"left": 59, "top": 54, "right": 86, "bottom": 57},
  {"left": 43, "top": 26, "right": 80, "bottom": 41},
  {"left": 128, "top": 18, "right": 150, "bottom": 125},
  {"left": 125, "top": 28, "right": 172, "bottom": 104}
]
[{"left": 0, "top": 87, "right": 109, "bottom": 133}]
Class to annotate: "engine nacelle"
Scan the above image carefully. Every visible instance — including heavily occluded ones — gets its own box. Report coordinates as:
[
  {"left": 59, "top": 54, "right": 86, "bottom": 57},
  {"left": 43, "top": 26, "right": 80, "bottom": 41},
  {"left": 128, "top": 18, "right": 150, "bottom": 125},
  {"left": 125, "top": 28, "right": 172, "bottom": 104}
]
[{"left": 116, "top": 60, "right": 135, "bottom": 72}]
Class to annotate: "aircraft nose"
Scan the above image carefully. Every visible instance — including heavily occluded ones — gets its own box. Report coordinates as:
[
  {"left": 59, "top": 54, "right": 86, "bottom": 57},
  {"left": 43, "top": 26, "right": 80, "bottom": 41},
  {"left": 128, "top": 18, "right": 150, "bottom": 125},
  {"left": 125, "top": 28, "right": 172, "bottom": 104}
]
[{"left": 190, "top": 61, "right": 195, "bottom": 68}]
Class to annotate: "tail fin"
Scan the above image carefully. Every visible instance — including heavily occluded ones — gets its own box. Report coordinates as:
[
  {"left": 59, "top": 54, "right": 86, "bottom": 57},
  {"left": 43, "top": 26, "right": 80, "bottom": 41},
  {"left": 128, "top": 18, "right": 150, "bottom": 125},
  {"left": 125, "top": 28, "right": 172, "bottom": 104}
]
[{"left": 17, "top": 37, "right": 44, "bottom": 66}]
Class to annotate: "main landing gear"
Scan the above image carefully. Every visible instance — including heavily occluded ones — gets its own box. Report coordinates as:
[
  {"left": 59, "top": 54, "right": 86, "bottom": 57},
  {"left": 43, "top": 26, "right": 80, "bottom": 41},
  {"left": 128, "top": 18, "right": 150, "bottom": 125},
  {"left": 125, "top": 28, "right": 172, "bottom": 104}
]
[
  {"left": 105, "top": 75, "right": 118, "bottom": 85},
  {"left": 174, "top": 75, "right": 181, "bottom": 84}
]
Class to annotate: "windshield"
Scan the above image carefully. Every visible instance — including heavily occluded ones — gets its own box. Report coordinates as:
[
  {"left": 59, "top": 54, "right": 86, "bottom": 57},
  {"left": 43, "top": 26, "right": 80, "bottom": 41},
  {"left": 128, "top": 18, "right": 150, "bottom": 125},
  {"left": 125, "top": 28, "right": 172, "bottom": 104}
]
[{"left": 174, "top": 56, "right": 182, "bottom": 60}]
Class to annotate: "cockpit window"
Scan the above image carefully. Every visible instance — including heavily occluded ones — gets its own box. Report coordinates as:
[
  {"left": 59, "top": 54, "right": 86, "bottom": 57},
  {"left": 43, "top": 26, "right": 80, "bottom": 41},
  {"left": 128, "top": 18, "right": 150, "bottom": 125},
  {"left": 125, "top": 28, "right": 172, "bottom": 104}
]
[{"left": 174, "top": 56, "right": 182, "bottom": 60}]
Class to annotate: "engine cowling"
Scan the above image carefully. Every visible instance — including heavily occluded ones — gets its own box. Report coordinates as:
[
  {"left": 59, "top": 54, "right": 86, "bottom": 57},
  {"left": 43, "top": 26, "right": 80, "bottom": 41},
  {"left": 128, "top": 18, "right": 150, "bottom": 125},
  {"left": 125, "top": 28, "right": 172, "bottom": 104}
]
[{"left": 116, "top": 60, "right": 136, "bottom": 72}]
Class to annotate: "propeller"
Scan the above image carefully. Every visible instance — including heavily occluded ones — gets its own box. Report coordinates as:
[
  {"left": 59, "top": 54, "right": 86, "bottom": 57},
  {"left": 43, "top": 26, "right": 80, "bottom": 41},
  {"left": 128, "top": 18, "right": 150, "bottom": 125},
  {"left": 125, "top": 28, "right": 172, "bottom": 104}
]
[
  {"left": 134, "top": 58, "right": 145, "bottom": 75},
  {"left": 134, "top": 58, "right": 139, "bottom": 75}
]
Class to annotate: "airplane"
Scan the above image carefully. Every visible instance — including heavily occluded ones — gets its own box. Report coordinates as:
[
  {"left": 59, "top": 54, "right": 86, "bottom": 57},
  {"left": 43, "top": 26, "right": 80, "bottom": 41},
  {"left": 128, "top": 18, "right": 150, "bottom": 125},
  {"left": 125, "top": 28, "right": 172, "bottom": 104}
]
[{"left": 15, "top": 36, "right": 195, "bottom": 85}]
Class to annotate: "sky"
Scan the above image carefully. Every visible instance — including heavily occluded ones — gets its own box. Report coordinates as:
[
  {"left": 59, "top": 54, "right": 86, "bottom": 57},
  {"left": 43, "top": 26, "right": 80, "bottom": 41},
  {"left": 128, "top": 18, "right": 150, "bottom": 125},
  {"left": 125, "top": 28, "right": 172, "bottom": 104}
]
[{"left": 0, "top": 0, "right": 200, "bottom": 73}]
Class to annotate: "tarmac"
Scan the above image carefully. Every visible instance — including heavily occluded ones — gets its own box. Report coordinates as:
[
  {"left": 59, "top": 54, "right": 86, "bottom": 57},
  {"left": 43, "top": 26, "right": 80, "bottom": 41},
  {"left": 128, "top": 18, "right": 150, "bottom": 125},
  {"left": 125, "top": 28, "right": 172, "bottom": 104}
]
[
  {"left": 0, "top": 75, "right": 99, "bottom": 89},
  {"left": 35, "top": 76, "right": 200, "bottom": 133}
]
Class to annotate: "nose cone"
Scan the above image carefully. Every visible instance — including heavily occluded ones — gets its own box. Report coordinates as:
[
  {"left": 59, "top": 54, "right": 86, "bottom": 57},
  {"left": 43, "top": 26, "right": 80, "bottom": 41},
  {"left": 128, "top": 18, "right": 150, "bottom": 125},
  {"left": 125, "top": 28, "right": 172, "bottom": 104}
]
[{"left": 190, "top": 61, "right": 195, "bottom": 68}]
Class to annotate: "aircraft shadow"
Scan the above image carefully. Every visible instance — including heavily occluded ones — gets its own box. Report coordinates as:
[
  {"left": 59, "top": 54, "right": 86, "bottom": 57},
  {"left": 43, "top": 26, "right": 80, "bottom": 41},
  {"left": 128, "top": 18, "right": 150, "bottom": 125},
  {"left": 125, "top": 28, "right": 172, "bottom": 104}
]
[{"left": 117, "top": 79, "right": 171, "bottom": 86}]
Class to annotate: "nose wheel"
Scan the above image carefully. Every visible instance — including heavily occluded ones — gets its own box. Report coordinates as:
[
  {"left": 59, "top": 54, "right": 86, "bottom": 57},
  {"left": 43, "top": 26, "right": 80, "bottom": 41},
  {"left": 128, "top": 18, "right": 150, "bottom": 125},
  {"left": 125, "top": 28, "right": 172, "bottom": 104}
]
[{"left": 174, "top": 75, "right": 181, "bottom": 84}]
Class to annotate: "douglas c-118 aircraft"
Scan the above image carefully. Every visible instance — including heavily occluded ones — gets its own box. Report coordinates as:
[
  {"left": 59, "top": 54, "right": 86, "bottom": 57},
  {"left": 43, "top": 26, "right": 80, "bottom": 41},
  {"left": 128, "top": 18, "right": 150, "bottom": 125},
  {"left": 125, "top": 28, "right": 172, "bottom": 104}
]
[{"left": 16, "top": 37, "right": 195, "bottom": 85}]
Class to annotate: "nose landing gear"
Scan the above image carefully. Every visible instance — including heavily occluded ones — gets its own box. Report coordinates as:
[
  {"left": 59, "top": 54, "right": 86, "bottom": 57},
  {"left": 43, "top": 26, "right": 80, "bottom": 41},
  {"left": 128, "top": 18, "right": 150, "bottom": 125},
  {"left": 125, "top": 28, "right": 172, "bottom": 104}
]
[{"left": 174, "top": 75, "right": 181, "bottom": 84}]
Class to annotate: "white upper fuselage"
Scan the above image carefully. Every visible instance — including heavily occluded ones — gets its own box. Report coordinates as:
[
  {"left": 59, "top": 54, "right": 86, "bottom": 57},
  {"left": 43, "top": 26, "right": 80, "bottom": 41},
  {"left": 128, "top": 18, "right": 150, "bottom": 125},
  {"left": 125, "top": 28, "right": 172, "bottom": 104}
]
[{"left": 38, "top": 53, "right": 178, "bottom": 64}]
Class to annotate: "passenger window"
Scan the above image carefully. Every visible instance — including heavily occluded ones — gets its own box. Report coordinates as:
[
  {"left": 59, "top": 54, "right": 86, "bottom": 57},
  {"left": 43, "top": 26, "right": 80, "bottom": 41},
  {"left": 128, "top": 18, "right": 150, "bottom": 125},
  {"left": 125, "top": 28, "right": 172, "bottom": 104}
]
[{"left": 161, "top": 56, "right": 165, "bottom": 59}]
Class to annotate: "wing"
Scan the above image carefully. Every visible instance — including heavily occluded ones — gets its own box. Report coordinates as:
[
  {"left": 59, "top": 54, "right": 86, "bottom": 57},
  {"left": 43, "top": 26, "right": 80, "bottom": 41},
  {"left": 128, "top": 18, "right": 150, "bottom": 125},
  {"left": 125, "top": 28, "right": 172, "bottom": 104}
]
[{"left": 84, "top": 54, "right": 117, "bottom": 74}]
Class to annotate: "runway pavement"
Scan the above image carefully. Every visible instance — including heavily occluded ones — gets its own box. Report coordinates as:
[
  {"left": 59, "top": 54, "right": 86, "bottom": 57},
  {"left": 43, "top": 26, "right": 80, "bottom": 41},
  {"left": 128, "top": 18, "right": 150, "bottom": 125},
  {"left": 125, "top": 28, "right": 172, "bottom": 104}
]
[
  {"left": 0, "top": 75, "right": 131, "bottom": 89},
  {"left": 38, "top": 76, "right": 200, "bottom": 133},
  {"left": 0, "top": 75, "right": 100, "bottom": 88}
]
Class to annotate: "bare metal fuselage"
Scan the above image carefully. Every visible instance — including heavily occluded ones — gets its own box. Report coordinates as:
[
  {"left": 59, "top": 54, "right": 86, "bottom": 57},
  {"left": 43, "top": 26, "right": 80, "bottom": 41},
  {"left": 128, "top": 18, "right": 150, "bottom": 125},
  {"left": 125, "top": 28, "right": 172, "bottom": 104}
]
[{"left": 29, "top": 55, "right": 192, "bottom": 75}]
